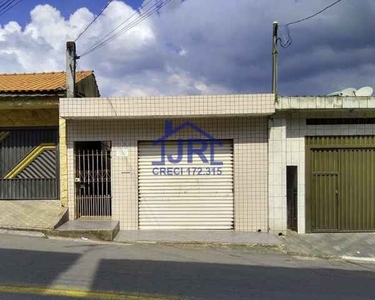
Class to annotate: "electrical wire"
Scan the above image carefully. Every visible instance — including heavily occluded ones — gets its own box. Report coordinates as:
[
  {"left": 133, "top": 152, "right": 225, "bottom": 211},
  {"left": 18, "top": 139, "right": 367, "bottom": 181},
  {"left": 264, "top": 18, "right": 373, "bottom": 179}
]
[
  {"left": 79, "top": 0, "right": 174, "bottom": 57},
  {"left": 0, "top": 0, "right": 15, "bottom": 10},
  {"left": 84, "top": 0, "right": 155, "bottom": 49},
  {"left": 280, "top": 0, "right": 343, "bottom": 48},
  {"left": 80, "top": 1, "right": 169, "bottom": 56},
  {"left": 279, "top": 25, "right": 293, "bottom": 48},
  {"left": 79, "top": 0, "right": 159, "bottom": 57},
  {"left": 0, "top": 0, "right": 13, "bottom": 9},
  {"left": 0, "top": 0, "right": 18, "bottom": 12},
  {"left": 285, "top": 0, "right": 342, "bottom": 26},
  {"left": 0, "top": 0, "right": 23, "bottom": 18},
  {"left": 75, "top": 0, "right": 113, "bottom": 42}
]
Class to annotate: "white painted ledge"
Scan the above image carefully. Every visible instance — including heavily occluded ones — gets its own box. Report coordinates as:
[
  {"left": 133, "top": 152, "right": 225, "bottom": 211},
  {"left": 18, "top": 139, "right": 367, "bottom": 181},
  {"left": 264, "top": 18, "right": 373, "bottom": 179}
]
[{"left": 277, "top": 96, "right": 375, "bottom": 110}]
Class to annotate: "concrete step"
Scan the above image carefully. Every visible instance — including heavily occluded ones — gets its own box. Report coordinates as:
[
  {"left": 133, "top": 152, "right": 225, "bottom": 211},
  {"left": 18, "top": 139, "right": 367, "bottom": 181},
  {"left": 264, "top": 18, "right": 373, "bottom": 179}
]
[{"left": 51, "top": 220, "right": 120, "bottom": 241}]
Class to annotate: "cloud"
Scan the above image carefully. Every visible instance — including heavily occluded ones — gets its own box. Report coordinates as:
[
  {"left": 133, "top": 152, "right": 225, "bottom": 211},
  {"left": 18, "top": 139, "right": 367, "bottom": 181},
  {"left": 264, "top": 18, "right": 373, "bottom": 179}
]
[{"left": 0, "top": 0, "right": 374, "bottom": 96}]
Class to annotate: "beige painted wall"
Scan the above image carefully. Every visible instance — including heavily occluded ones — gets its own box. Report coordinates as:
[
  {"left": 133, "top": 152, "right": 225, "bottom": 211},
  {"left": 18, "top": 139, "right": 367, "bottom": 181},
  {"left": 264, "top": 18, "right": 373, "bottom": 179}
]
[
  {"left": 59, "top": 118, "right": 68, "bottom": 207},
  {"left": 0, "top": 109, "right": 59, "bottom": 127},
  {"left": 65, "top": 117, "right": 269, "bottom": 232}
]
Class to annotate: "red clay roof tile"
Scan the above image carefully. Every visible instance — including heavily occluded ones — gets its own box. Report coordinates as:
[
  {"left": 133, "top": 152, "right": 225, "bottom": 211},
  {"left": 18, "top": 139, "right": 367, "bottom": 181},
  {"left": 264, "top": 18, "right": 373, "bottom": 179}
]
[{"left": 0, "top": 71, "right": 93, "bottom": 93}]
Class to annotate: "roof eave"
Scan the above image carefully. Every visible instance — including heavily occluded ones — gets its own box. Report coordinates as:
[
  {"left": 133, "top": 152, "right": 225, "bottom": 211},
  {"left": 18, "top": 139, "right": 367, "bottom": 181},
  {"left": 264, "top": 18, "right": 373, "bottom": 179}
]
[{"left": 0, "top": 90, "right": 65, "bottom": 97}]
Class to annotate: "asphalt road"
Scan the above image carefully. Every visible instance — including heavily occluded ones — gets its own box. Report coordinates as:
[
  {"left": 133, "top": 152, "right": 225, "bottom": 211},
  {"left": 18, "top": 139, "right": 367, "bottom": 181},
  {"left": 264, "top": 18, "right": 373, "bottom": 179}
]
[{"left": 0, "top": 233, "right": 375, "bottom": 299}]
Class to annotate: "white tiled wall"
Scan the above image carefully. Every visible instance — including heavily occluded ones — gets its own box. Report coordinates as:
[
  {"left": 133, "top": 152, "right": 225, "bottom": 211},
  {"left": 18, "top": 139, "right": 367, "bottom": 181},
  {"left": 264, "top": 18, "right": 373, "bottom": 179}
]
[
  {"left": 269, "top": 111, "right": 375, "bottom": 234},
  {"left": 66, "top": 117, "right": 269, "bottom": 232},
  {"left": 60, "top": 94, "right": 275, "bottom": 118},
  {"left": 268, "top": 118, "right": 287, "bottom": 233}
]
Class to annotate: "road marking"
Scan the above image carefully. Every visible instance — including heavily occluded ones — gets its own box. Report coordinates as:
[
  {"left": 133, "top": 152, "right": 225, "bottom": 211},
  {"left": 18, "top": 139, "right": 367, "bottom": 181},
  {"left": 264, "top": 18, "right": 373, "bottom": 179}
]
[{"left": 0, "top": 285, "right": 175, "bottom": 299}]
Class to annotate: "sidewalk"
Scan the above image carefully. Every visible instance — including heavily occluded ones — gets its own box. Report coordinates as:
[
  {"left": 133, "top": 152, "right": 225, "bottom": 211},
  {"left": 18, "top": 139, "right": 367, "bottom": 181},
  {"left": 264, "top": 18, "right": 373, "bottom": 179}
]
[
  {"left": 283, "top": 230, "right": 375, "bottom": 260},
  {"left": 115, "top": 230, "right": 283, "bottom": 246},
  {"left": 0, "top": 200, "right": 67, "bottom": 231}
]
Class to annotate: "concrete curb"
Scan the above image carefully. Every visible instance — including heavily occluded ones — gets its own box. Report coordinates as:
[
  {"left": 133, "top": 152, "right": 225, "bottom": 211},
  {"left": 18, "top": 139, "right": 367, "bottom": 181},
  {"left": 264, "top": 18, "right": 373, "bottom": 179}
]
[
  {"left": 115, "top": 240, "right": 286, "bottom": 250},
  {"left": 2, "top": 228, "right": 374, "bottom": 262},
  {"left": 0, "top": 229, "right": 46, "bottom": 238},
  {"left": 285, "top": 249, "right": 375, "bottom": 262},
  {"left": 0, "top": 228, "right": 285, "bottom": 250},
  {"left": 341, "top": 256, "right": 375, "bottom": 262}
]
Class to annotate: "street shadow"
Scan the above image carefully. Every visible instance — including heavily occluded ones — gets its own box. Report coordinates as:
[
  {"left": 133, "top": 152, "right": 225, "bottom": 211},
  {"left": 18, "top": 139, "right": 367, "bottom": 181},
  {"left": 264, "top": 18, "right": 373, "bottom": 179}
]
[
  {"left": 0, "top": 248, "right": 81, "bottom": 287},
  {"left": 1, "top": 247, "right": 375, "bottom": 300},
  {"left": 92, "top": 258, "right": 375, "bottom": 300}
]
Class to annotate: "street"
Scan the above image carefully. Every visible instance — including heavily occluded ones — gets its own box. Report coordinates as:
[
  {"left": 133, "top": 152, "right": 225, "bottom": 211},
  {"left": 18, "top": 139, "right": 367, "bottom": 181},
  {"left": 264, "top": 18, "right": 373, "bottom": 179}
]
[{"left": 0, "top": 234, "right": 375, "bottom": 299}]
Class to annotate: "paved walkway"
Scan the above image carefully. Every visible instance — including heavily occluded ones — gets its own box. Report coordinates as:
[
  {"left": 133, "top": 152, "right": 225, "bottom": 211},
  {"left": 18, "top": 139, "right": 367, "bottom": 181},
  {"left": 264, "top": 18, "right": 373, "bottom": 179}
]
[
  {"left": 115, "top": 230, "right": 282, "bottom": 246},
  {"left": 283, "top": 230, "right": 375, "bottom": 259},
  {"left": 0, "top": 200, "right": 66, "bottom": 230}
]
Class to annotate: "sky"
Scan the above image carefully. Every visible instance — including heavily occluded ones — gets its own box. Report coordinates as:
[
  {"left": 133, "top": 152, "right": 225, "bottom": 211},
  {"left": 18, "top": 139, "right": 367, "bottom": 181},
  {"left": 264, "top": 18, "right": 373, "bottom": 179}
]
[{"left": 0, "top": 0, "right": 374, "bottom": 96}]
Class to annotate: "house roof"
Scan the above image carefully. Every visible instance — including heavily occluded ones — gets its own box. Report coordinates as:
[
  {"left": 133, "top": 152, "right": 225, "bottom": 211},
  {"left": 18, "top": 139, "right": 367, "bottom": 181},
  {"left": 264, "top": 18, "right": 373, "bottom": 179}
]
[{"left": 0, "top": 71, "right": 94, "bottom": 95}]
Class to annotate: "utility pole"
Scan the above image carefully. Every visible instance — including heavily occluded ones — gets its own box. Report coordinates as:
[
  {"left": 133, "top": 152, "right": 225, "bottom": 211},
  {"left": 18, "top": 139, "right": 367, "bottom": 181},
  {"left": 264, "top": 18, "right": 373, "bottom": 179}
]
[
  {"left": 66, "top": 41, "right": 77, "bottom": 98},
  {"left": 60, "top": 41, "right": 77, "bottom": 208},
  {"left": 272, "top": 21, "right": 278, "bottom": 96}
]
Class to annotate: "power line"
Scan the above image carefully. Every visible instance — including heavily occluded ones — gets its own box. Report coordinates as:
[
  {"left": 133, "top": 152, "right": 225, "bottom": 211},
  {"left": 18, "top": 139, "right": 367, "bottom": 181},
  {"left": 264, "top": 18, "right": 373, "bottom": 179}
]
[
  {"left": 285, "top": 0, "right": 342, "bottom": 26},
  {"left": 81, "top": 0, "right": 155, "bottom": 51},
  {"left": 0, "top": 0, "right": 23, "bottom": 18},
  {"left": 279, "top": 25, "right": 293, "bottom": 49},
  {"left": 79, "top": 0, "right": 159, "bottom": 57},
  {"left": 79, "top": 0, "right": 174, "bottom": 58},
  {"left": 0, "top": 0, "right": 18, "bottom": 12},
  {"left": 0, "top": 0, "right": 16, "bottom": 10},
  {"left": 75, "top": 0, "right": 113, "bottom": 42},
  {"left": 0, "top": 0, "right": 12, "bottom": 10},
  {"left": 280, "top": 0, "right": 343, "bottom": 48}
]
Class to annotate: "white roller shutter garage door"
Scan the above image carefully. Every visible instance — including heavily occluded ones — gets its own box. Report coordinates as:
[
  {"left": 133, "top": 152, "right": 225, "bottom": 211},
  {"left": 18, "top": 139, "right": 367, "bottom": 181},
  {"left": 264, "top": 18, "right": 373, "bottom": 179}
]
[{"left": 138, "top": 140, "right": 234, "bottom": 230}]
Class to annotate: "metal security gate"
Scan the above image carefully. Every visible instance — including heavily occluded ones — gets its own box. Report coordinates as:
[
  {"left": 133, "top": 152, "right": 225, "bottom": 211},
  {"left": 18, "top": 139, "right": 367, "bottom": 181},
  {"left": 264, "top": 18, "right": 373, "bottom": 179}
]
[
  {"left": 307, "top": 136, "right": 375, "bottom": 232},
  {"left": 75, "top": 142, "right": 111, "bottom": 218},
  {"left": 0, "top": 128, "right": 59, "bottom": 200},
  {"left": 138, "top": 140, "right": 234, "bottom": 230}
]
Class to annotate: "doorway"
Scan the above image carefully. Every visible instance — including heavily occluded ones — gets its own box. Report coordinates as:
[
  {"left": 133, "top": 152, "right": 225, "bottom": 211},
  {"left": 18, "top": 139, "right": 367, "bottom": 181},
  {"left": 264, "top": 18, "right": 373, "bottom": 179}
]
[
  {"left": 74, "top": 141, "right": 112, "bottom": 218},
  {"left": 287, "top": 166, "right": 298, "bottom": 231},
  {"left": 307, "top": 136, "right": 375, "bottom": 232}
]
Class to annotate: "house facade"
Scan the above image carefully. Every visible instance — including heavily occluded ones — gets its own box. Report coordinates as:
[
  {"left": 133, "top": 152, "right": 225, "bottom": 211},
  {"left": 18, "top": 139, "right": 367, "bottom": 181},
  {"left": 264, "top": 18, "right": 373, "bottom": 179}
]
[
  {"left": 59, "top": 94, "right": 274, "bottom": 231},
  {"left": 0, "top": 71, "right": 99, "bottom": 201}
]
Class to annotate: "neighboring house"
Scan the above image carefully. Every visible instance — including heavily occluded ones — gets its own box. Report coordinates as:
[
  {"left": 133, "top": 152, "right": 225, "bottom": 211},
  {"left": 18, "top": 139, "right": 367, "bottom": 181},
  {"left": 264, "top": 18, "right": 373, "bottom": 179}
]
[
  {"left": 0, "top": 71, "right": 100, "bottom": 201},
  {"left": 270, "top": 96, "right": 375, "bottom": 234}
]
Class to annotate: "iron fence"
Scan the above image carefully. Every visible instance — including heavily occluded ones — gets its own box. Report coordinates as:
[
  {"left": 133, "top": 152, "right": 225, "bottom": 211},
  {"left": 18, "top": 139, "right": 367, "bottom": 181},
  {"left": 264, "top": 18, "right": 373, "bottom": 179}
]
[{"left": 75, "top": 149, "right": 112, "bottom": 218}]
